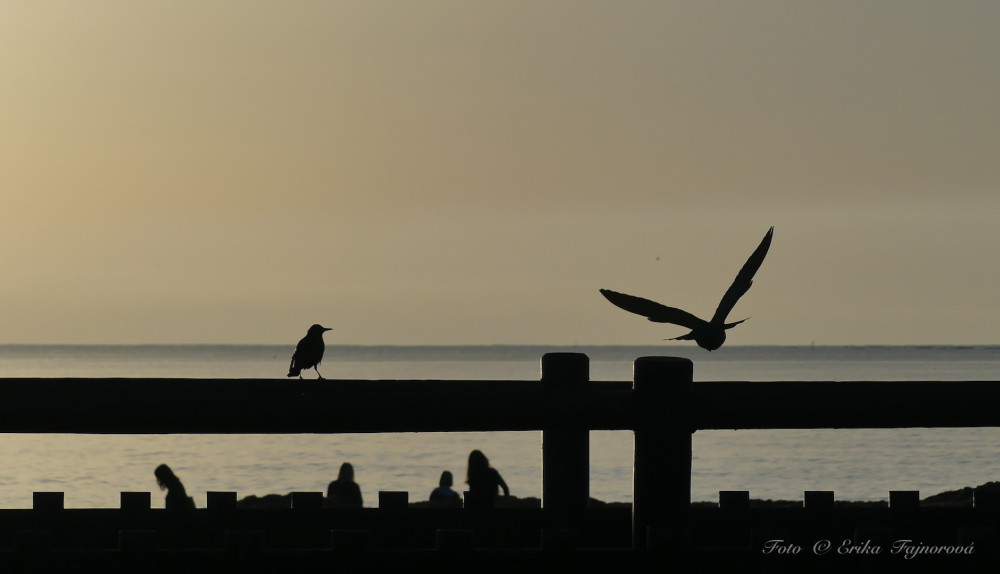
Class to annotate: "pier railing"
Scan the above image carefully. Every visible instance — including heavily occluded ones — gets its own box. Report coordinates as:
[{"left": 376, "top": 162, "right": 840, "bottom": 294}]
[{"left": 2, "top": 352, "right": 1000, "bottom": 570}]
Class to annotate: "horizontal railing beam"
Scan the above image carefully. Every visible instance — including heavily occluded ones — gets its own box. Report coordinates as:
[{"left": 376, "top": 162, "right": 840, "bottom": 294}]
[
  {"left": 3, "top": 378, "right": 1000, "bottom": 433},
  {"left": 0, "top": 379, "right": 635, "bottom": 433},
  {"left": 691, "top": 381, "right": 1000, "bottom": 429}
]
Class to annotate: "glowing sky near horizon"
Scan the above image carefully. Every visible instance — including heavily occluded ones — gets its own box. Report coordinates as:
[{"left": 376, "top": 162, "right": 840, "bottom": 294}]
[{"left": 2, "top": 1, "right": 999, "bottom": 345}]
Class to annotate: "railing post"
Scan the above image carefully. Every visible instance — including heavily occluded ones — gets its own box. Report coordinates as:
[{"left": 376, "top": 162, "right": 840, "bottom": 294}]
[
  {"left": 120, "top": 492, "right": 151, "bottom": 511},
  {"left": 633, "top": 356, "right": 692, "bottom": 551},
  {"left": 541, "top": 352, "right": 590, "bottom": 528}
]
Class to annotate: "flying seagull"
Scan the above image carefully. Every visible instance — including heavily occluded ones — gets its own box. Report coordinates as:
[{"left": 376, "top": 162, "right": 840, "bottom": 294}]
[
  {"left": 600, "top": 226, "right": 773, "bottom": 351},
  {"left": 287, "top": 324, "right": 333, "bottom": 379}
]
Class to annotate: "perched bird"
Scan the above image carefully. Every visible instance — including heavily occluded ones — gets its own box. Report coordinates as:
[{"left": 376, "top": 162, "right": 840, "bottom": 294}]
[
  {"left": 600, "top": 227, "right": 773, "bottom": 351},
  {"left": 287, "top": 324, "right": 333, "bottom": 379}
]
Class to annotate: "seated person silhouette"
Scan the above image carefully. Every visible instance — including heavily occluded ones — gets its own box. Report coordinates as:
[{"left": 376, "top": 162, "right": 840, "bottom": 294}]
[
  {"left": 155, "top": 464, "right": 195, "bottom": 510},
  {"left": 326, "top": 462, "right": 363, "bottom": 508},
  {"left": 429, "top": 470, "right": 461, "bottom": 504},
  {"left": 464, "top": 450, "right": 509, "bottom": 509}
]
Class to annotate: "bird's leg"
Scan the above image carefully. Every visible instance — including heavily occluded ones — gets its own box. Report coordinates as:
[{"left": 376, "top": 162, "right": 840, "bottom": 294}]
[{"left": 315, "top": 366, "right": 324, "bottom": 380}]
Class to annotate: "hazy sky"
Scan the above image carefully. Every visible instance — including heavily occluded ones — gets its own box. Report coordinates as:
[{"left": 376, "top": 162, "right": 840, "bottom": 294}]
[{"left": 3, "top": 1, "right": 999, "bottom": 345}]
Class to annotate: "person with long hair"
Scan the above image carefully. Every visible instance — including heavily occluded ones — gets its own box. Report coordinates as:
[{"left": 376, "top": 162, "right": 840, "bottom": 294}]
[
  {"left": 326, "top": 462, "right": 363, "bottom": 508},
  {"left": 464, "top": 450, "right": 509, "bottom": 509},
  {"left": 154, "top": 464, "right": 195, "bottom": 510}
]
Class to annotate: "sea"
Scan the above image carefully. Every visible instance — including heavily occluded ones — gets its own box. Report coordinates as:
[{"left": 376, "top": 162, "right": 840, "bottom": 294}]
[{"left": 1, "top": 344, "right": 1000, "bottom": 509}]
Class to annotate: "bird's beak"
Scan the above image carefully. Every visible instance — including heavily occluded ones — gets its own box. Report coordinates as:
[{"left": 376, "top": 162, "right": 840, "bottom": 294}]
[{"left": 324, "top": 328, "right": 333, "bottom": 332}]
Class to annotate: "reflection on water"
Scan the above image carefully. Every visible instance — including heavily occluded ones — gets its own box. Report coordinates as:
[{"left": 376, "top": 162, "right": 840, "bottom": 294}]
[{"left": 0, "top": 431, "right": 634, "bottom": 509}]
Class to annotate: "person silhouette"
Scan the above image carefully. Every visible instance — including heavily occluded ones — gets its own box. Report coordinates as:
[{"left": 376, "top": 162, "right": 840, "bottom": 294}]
[
  {"left": 464, "top": 450, "right": 509, "bottom": 509},
  {"left": 429, "top": 470, "right": 461, "bottom": 502},
  {"left": 326, "top": 462, "right": 363, "bottom": 508},
  {"left": 154, "top": 464, "right": 195, "bottom": 510}
]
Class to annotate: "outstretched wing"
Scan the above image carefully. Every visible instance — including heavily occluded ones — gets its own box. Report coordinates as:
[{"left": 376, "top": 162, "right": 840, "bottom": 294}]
[
  {"left": 711, "top": 227, "right": 773, "bottom": 325},
  {"left": 600, "top": 289, "right": 707, "bottom": 330}
]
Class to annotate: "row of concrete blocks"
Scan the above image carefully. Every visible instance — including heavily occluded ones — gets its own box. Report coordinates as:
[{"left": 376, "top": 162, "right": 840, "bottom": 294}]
[
  {"left": 716, "top": 490, "right": 922, "bottom": 510},
  {"left": 27, "top": 490, "right": 970, "bottom": 511},
  {"left": 28, "top": 490, "right": 414, "bottom": 511}
]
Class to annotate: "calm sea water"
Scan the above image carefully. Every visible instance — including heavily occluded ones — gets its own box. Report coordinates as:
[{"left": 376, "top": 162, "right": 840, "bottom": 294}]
[{"left": 1, "top": 345, "right": 999, "bottom": 509}]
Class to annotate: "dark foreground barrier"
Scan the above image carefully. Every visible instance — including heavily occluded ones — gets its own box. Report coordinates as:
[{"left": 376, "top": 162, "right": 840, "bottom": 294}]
[
  {"left": 2, "top": 353, "right": 1000, "bottom": 572},
  {"left": 0, "top": 490, "right": 633, "bottom": 573}
]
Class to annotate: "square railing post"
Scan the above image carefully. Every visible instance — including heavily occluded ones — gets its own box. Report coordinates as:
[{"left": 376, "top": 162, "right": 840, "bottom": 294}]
[
  {"left": 633, "top": 356, "right": 692, "bottom": 551},
  {"left": 541, "top": 352, "right": 590, "bottom": 529}
]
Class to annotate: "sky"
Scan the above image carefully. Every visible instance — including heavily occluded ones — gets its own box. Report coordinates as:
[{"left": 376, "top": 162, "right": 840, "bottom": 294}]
[{"left": 2, "top": 1, "right": 999, "bottom": 346}]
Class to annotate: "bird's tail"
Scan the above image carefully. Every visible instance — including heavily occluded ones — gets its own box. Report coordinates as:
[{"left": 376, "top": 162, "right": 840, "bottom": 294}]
[
  {"left": 723, "top": 318, "right": 749, "bottom": 330},
  {"left": 287, "top": 356, "right": 300, "bottom": 378},
  {"left": 668, "top": 331, "right": 698, "bottom": 341}
]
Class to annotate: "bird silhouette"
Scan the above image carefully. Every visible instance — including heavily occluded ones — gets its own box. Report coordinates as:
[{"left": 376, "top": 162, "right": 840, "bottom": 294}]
[
  {"left": 287, "top": 324, "right": 333, "bottom": 379},
  {"left": 600, "top": 227, "right": 773, "bottom": 351}
]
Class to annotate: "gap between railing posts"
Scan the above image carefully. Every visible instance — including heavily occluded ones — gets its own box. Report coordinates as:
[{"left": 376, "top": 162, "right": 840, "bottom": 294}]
[{"left": 632, "top": 356, "right": 692, "bottom": 553}]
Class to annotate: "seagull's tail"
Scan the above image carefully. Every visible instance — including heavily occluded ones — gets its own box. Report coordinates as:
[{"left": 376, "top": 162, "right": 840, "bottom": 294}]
[
  {"left": 667, "top": 331, "right": 697, "bottom": 341},
  {"left": 723, "top": 317, "right": 749, "bottom": 330}
]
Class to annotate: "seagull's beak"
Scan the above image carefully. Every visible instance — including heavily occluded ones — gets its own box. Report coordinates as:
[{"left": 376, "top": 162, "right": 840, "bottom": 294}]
[{"left": 323, "top": 327, "right": 333, "bottom": 332}]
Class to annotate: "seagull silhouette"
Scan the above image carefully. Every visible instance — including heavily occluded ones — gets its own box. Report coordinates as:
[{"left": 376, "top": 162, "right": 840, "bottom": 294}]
[
  {"left": 287, "top": 324, "right": 333, "bottom": 379},
  {"left": 600, "top": 227, "right": 773, "bottom": 351}
]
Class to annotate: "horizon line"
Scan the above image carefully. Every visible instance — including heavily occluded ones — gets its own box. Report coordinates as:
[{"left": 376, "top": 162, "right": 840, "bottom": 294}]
[{"left": 1, "top": 343, "right": 998, "bottom": 349}]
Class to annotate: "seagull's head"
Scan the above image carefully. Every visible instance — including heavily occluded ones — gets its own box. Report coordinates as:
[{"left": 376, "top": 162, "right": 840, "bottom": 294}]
[{"left": 308, "top": 324, "right": 333, "bottom": 335}]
